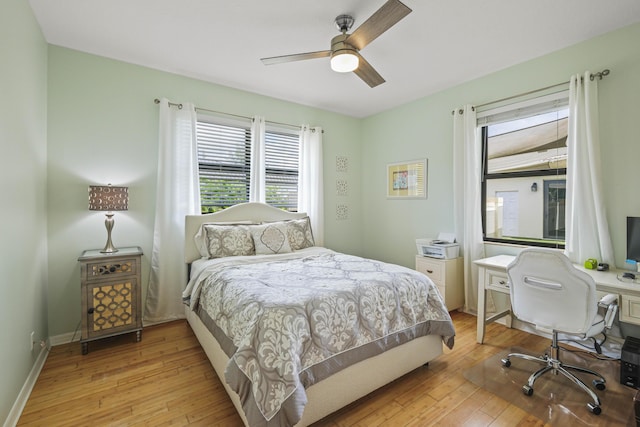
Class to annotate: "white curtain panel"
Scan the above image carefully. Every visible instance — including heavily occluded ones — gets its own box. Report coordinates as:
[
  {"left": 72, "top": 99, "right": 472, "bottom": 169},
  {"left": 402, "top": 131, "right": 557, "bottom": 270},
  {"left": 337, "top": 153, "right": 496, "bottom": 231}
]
[
  {"left": 453, "top": 105, "right": 486, "bottom": 313},
  {"left": 144, "top": 99, "right": 201, "bottom": 325},
  {"left": 565, "top": 72, "right": 614, "bottom": 265},
  {"left": 298, "top": 125, "right": 324, "bottom": 247},
  {"left": 249, "top": 116, "right": 266, "bottom": 202}
]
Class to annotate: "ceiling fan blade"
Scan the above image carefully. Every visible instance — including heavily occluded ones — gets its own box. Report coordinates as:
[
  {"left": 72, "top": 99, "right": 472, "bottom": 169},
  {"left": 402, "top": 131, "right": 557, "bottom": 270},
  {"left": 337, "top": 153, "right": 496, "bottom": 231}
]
[
  {"left": 261, "top": 50, "right": 331, "bottom": 65},
  {"left": 347, "top": 0, "right": 412, "bottom": 51},
  {"left": 353, "top": 53, "right": 385, "bottom": 88}
]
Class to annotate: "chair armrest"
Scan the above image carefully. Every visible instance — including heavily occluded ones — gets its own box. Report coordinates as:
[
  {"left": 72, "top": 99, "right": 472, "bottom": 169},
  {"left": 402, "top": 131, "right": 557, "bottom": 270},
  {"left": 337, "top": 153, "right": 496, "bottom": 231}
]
[
  {"left": 598, "top": 293, "right": 618, "bottom": 329},
  {"left": 598, "top": 293, "right": 618, "bottom": 306}
]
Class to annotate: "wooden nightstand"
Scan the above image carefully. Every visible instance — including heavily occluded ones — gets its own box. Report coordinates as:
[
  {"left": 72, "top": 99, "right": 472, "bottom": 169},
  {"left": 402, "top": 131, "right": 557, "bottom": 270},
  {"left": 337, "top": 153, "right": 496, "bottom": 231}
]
[
  {"left": 415, "top": 255, "right": 464, "bottom": 311},
  {"left": 78, "top": 246, "right": 143, "bottom": 354}
]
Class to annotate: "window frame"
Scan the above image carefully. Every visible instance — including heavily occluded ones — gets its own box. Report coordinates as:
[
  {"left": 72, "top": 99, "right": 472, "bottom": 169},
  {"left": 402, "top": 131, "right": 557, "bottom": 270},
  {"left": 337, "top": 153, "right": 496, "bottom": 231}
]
[
  {"left": 195, "top": 114, "right": 300, "bottom": 213},
  {"left": 479, "top": 97, "right": 569, "bottom": 249}
]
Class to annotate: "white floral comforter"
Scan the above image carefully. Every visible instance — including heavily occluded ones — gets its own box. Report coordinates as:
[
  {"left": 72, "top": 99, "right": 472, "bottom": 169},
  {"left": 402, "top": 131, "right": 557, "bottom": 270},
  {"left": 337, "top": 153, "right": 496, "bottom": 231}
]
[{"left": 183, "top": 247, "right": 455, "bottom": 427}]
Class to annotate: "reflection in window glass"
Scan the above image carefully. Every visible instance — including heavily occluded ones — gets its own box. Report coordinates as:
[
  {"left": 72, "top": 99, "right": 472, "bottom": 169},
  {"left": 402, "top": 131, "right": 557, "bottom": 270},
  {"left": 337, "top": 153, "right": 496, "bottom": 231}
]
[{"left": 544, "top": 180, "right": 566, "bottom": 239}]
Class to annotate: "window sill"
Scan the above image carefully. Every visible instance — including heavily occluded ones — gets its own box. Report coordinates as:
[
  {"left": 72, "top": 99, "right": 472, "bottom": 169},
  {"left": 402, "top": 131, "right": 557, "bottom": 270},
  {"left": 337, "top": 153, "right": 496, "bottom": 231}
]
[{"left": 483, "top": 239, "right": 564, "bottom": 250}]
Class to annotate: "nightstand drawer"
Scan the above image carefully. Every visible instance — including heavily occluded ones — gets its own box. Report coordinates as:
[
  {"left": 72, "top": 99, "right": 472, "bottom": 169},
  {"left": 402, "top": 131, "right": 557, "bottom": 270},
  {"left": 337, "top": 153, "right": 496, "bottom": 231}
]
[
  {"left": 84, "top": 257, "right": 138, "bottom": 281},
  {"left": 415, "top": 258, "right": 444, "bottom": 284}
]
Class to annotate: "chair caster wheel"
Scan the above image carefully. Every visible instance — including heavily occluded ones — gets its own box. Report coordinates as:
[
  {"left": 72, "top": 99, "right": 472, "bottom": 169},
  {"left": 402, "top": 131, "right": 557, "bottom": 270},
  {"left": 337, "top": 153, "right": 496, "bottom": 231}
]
[
  {"left": 593, "top": 379, "right": 606, "bottom": 390},
  {"left": 522, "top": 385, "right": 533, "bottom": 396},
  {"left": 587, "top": 402, "right": 601, "bottom": 415},
  {"left": 501, "top": 358, "right": 511, "bottom": 367}
]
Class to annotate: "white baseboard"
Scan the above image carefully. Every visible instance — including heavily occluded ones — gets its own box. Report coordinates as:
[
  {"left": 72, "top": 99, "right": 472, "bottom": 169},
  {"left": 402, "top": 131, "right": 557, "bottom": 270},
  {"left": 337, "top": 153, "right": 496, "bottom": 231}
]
[
  {"left": 48, "top": 331, "right": 80, "bottom": 347},
  {"left": 3, "top": 342, "right": 50, "bottom": 427},
  {"left": 4, "top": 331, "right": 81, "bottom": 426}
]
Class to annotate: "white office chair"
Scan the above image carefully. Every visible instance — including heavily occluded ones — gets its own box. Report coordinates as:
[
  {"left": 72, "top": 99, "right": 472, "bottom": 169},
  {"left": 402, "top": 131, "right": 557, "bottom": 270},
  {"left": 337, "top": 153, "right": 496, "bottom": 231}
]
[{"left": 501, "top": 248, "right": 618, "bottom": 415}]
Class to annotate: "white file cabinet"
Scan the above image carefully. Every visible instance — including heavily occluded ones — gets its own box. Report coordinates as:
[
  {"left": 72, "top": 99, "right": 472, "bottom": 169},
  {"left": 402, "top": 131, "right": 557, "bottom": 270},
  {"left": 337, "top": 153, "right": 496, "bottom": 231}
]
[{"left": 415, "top": 256, "right": 464, "bottom": 311}]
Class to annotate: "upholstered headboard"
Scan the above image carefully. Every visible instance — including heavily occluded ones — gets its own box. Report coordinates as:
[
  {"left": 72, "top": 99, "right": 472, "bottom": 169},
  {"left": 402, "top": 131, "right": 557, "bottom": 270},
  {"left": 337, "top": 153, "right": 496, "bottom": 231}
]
[{"left": 184, "top": 202, "right": 308, "bottom": 263}]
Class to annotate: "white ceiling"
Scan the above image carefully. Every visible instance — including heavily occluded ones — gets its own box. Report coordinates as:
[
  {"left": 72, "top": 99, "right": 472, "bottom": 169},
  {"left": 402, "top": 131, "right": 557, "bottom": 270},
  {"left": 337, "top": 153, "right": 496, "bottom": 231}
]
[{"left": 28, "top": 0, "right": 640, "bottom": 118}]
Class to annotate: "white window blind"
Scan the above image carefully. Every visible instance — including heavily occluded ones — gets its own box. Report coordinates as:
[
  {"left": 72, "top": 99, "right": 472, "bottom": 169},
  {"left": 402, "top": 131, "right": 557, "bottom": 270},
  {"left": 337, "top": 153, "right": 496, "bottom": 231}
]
[
  {"left": 197, "top": 120, "right": 251, "bottom": 212},
  {"left": 265, "top": 128, "right": 299, "bottom": 210},
  {"left": 477, "top": 91, "right": 569, "bottom": 127}
]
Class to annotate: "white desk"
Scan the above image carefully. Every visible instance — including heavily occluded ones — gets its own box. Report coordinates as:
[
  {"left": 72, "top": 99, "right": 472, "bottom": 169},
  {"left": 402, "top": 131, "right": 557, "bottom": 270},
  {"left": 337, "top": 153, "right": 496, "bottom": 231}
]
[{"left": 475, "top": 255, "right": 640, "bottom": 344}]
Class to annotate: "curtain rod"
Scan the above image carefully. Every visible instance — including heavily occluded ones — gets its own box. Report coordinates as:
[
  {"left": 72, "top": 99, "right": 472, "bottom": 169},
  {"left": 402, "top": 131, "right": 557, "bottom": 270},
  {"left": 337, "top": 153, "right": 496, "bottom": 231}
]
[
  {"left": 455, "top": 69, "right": 610, "bottom": 114},
  {"left": 153, "top": 98, "right": 310, "bottom": 132}
]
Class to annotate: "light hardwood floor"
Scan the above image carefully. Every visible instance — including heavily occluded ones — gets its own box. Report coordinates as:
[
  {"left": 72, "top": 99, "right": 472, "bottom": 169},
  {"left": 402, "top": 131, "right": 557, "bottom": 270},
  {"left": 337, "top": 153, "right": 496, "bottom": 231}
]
[{"left": 18, "top": 311, "right": 606, "bottom": 426}]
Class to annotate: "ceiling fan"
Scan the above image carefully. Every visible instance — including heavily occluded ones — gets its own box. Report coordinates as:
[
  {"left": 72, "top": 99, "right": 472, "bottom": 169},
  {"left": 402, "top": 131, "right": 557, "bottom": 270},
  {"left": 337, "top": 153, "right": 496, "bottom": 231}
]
[{"left": 260, "top": 0, "right": 412, "bottom": 88}]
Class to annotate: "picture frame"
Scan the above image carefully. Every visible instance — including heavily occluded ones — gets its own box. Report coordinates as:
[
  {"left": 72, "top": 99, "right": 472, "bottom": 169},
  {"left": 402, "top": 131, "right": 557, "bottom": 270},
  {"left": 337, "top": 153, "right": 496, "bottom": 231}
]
[{"left": 386, "top": 158, "right": 427, "bottom": 199}]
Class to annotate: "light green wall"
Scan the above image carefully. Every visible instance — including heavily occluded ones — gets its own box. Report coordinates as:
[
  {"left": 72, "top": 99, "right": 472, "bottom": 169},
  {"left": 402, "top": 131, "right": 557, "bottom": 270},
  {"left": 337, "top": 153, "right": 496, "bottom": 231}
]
[
  {"left": 46, "top": 46, "right": 363, "bottom": 336},
  {"left": 0, "top": 0, "right": 48, "bottom": 422},
  {"left": 361, "top": 22, "right": 640, "bottom": 270},
  {"left": 5, "top": 3, "right": 640, "bottom": 421}
]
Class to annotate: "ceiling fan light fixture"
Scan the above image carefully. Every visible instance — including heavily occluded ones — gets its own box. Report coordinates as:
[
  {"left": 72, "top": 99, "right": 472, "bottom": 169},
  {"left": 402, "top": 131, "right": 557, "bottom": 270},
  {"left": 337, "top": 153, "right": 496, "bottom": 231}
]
[
  {"left": 330, "top": 50, "right": 359, "bottom": 73},
  {"left": 260, "top": 0, "right": 412, "bottom": 87}
]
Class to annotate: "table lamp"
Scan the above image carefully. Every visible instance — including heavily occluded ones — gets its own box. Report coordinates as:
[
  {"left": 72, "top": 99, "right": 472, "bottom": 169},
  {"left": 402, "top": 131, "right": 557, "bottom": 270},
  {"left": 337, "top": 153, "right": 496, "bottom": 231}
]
[{"left": 88, "top": 184, "right": 128, "bottom": 253}]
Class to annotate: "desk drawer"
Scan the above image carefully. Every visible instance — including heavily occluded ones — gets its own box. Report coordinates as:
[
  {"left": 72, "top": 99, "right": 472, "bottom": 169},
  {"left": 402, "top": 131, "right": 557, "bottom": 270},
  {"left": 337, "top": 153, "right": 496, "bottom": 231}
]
[
  {"left": 485, "top": 270, "right": 510, "bottom": 293},
  {"left": 621, "top": 294, "right": 640, "bottom": 325}
]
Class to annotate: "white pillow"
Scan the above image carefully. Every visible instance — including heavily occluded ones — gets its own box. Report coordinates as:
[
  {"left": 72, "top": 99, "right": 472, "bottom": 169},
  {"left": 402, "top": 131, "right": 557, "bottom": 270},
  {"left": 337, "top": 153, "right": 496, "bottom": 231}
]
[{"left": 250, "top": 222, "right": 292, "bottom": 255}]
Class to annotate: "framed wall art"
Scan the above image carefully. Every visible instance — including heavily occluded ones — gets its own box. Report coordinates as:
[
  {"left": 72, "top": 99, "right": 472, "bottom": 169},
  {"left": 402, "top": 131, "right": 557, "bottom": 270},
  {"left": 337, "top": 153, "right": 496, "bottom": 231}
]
[{"left": 386, "top": 158, "right": 427, "bottom": 199}]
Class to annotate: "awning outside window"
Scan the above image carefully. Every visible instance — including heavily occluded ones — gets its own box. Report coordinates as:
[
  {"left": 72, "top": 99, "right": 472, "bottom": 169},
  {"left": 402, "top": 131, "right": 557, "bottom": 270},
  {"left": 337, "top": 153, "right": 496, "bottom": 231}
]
[{"left": 487, "top": 116, "right": 567, "bottom": 174}]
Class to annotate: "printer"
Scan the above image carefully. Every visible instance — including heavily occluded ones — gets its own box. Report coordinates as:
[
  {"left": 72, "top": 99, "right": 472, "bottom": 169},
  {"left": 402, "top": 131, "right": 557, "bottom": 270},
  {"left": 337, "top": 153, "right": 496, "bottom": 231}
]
[{"left": 416, "top": 233, "right": 460, "bottom": 259}]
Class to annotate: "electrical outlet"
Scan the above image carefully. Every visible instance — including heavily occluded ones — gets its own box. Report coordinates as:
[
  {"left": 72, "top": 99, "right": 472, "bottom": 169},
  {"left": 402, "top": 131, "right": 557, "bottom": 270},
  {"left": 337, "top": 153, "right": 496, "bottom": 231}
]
[{"left": 30, "top": 331, "right": 35, "bottom": 351}]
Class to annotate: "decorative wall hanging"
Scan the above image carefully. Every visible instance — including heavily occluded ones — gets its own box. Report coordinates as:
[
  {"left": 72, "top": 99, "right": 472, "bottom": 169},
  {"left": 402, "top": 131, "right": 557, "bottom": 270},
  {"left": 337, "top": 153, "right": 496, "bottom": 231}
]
[{"left": 386, "top": 159, "right": 427, "bottom": 199}]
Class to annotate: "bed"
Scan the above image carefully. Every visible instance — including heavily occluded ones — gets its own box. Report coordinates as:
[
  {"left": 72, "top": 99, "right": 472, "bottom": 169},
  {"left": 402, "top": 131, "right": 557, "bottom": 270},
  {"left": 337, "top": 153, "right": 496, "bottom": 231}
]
[{"left": 183, "top": 202, "right": 455, "bottom": 426}]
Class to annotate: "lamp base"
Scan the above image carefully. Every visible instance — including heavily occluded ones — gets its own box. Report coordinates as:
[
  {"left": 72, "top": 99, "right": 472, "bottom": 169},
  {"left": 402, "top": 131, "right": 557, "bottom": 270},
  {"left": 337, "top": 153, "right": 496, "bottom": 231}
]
[{"left": 100, "top": 213, "right": 119, "bottom": 253}]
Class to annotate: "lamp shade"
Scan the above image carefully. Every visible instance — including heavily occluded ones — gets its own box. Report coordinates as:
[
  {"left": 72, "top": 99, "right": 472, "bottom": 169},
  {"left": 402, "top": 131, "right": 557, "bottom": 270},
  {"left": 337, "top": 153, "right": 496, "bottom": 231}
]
[
  {"left": 330, "top": 50, "right": 359, "bottom": 73},
  {"left": 89, "top": 185, "right": 128, "bottom": 211}
]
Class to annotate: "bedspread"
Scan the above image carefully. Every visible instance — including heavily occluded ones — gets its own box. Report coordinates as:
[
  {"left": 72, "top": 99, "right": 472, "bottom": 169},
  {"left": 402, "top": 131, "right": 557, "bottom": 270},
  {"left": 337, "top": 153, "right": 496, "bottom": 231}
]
[{"left": 183, "top": 247, "right": 455, "bottom": 426}]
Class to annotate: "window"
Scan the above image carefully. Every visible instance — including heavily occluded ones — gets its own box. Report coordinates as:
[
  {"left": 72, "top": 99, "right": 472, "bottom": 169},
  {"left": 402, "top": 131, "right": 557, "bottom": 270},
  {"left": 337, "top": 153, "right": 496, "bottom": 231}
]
[
  {"left": 479, "top": 94, "right": 568, "bottom": 247},
  {"left": 197, "top": 119, "right": 251, "bottom": 213},
  {"left": 196, "top": 116, "right": 299, "bottom": 213},
  {"left": 264, "top": 130, "right": 299, "bottom": 210}
]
